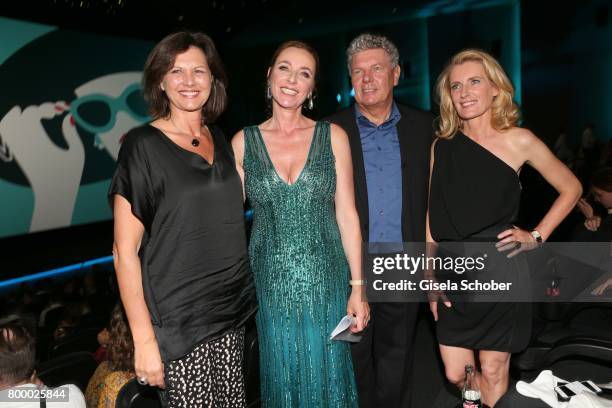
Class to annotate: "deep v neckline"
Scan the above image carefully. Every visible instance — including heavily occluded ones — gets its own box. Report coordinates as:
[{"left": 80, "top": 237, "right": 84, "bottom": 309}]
[{"left": 254, "top": 122, "right": 318, "bottom": 187}]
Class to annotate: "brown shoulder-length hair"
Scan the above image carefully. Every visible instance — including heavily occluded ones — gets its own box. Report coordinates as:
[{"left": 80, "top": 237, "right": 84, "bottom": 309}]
[
  {"left": 106, "top": 303, "right": 134, "bottom": 372},
  {"left": 142, "top": 31, "right": 228, "bottom": 124},
  {"left": 435, "top": 49, "right": 520, "bottom": 139}
]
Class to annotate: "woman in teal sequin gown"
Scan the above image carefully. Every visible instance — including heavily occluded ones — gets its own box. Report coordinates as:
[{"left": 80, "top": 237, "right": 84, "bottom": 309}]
[{"left": 232, "top": 41, "right": 369, "bottom": 407}]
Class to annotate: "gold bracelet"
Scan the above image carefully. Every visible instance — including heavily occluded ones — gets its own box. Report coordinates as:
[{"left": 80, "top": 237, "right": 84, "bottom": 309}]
[{"left": 349, "top": 279, "right": 366, "bottom": 286}]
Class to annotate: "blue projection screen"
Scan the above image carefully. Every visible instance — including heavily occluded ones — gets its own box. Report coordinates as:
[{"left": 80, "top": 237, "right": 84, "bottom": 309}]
[{"left": 0, "top": 17, "right": 154, "bottom": 238}]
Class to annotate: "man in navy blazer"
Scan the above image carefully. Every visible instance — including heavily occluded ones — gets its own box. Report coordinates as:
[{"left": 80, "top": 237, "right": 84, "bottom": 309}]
[{"left": 326, "top": 33, "right": 434, "bottom": 408}]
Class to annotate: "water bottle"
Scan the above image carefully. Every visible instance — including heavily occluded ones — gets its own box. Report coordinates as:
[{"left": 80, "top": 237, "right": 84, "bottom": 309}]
[{"left": 462, "top": 364, "right": 482, "bottom": 408}]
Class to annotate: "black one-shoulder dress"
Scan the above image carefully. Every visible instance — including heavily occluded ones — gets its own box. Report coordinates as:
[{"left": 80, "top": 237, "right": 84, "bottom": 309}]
[{"left": 429, "top": 132, "right": 531, "bottom": 353}]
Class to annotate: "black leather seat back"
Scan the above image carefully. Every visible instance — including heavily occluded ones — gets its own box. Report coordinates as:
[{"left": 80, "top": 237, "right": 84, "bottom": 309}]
[
  {"left": 48, "top": 327, "right": 101, "bottom": 359},
  {"left": 37, "top": 351, "right": 97, "bottom": 392},
  {"left": 115, "top": 378, "right": 162, "bottom": 408}
]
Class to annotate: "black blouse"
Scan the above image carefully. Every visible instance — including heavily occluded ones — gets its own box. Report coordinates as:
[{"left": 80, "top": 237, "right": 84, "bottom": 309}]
[{"left": 109, "top": 124, "right": 257, "bottom": 361}]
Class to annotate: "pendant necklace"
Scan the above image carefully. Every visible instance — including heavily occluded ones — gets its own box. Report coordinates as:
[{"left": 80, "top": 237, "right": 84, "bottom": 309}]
[
  {"left": 191, "top": 125, "right": 208, "bottom": 147},
  {"left": 170, "top": 118, "right": 203, "bottom": 147}
]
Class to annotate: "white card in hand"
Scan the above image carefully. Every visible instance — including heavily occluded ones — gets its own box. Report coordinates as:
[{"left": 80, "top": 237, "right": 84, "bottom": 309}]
[{"left": 330, "top": 315, "right": 362, "bottom": 343}]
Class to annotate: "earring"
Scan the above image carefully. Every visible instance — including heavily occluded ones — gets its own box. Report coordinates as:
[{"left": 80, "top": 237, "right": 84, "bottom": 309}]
[
  {"left": 265, "top": 84, "right": 272, "bottom": 100},
  {"left": 306, "top": 93, "right": 314, "bottom": 110}
]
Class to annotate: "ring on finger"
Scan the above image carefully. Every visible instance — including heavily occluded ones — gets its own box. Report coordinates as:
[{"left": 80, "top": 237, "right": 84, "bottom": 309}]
[
  {"left": 514, "top": 241, "right": 522, "bottom": 249},
  {"left": 137, "top": 377, "right": 148, "bottom": 385}
]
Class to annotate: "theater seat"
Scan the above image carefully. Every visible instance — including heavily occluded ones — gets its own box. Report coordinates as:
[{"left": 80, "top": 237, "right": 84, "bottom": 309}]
[
  {"left": 37, "top": 351, "right": 97, "bottom": 392},
  {"left": 513, "top": 302, "right": 612, "bottom": 383},
  {"left": 513, "top": 336, "right": 612, "bottom": 371},
  {"left": 48, "top": 327, "right": 100, "bottom": 358},
  {"left": 115, "top": 378, "right": 161, "bottom": 408},
  {"left": 512, "top": 249, "right": 612, "bottom": 380}
]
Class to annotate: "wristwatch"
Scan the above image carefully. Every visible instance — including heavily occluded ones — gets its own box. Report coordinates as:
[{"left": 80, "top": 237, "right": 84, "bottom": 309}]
[{"left": 530, "top": 230, "right": 543, "bottom": 246}]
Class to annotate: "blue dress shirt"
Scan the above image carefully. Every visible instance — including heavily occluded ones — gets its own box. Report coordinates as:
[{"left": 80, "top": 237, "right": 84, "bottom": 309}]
[{"left": 355, "top": 103, "right": 403, "bottom": 243}]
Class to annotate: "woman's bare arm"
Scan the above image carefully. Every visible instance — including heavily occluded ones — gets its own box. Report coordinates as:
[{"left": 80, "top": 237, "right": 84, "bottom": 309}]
[
  {"left": 330, "top": 123, "right": 370, "bottom": 332},
  {"left": 113, "top": 195, "right": 164, "bottom": 388}
]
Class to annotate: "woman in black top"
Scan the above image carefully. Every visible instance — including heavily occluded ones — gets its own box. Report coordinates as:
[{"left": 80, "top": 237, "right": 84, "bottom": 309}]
[
  {"left": 109, "top": 32, "right": 256, "bottom": 407},
  {"left": 427, "top": 49, "right": 581, "bottom": 407}
]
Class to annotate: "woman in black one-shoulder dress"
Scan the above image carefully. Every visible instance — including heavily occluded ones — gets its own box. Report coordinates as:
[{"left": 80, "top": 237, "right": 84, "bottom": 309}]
[{"left": 427, "top": 49, "right": 581, "bottom": 407}]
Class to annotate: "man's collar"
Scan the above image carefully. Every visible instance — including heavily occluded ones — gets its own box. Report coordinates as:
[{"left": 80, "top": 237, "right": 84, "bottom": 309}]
[{"left": 355, "top": 102, "right": 400, "bottom": 126}]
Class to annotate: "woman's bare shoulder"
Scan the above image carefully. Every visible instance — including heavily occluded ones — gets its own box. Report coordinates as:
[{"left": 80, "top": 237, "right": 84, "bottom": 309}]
[{"left": 504, "top": 127, "right": 540, "bottom": 150}]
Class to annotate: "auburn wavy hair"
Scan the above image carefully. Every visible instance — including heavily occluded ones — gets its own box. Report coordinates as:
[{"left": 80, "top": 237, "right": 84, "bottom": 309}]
[
  {"left": 435, "top": 49, "right": 520, "bottom": 139},
  {"left": 107, "top": 303, "right": 134, "bottom": 372}
]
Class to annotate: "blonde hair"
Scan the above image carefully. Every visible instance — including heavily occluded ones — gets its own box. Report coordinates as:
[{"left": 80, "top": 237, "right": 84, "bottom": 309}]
[{"left": 435, "top": 49, "right": 520, "bottom": 139}]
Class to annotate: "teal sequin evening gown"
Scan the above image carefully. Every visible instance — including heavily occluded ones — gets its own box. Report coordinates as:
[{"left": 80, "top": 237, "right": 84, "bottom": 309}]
[{"left": 243, "top": 121, "right": 358, "bottom": 407}]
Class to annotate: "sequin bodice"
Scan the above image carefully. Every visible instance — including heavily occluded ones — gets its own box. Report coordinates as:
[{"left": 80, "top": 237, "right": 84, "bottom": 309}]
[{"left": 245, "top": 122, "right": 345, "bottom": 298}]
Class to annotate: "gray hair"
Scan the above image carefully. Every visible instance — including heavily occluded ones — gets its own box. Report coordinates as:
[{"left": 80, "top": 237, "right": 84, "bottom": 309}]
[{"left": 346, "top": 33, "right": 400, "bottom": 73}]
